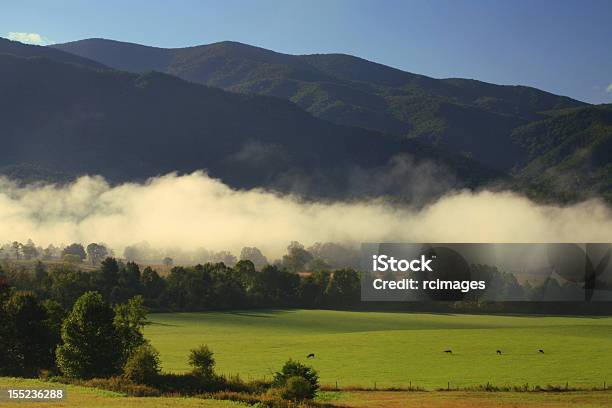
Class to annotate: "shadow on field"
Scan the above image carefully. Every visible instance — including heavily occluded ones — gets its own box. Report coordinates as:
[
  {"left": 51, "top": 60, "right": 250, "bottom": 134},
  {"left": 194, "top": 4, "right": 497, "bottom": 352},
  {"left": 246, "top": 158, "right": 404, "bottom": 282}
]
[
  {"left": 221, "top": 309, "right": 294, "bottom": 318},
  {"left": 359, "top": 310, "right": 611, "bottom": 319},
  {"left": 147, "top": 321, "right": 180, "bottom": 326}
]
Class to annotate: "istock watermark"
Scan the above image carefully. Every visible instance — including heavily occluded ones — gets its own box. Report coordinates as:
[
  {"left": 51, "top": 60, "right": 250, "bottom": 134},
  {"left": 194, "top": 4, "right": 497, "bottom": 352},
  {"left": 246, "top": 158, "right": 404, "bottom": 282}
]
[{"left": 361, "top": 243, "right": 612, "bottom": 302}]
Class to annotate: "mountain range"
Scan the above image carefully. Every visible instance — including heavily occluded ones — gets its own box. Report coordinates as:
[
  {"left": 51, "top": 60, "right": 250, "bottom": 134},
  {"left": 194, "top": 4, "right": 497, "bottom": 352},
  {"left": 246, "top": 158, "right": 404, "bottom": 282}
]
[
  {"left": 53, "top": 39, "right": 594, "bottom": 170},
  {"left": 0, "top": 37, "right": 609, "bottom": 202}
]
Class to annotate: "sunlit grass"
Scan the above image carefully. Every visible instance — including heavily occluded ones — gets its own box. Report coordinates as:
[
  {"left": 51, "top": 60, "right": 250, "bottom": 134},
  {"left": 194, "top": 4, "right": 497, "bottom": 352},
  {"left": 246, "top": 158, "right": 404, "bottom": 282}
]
[{"left": 145, "top": 310, "right": 612, "bottom": 389}]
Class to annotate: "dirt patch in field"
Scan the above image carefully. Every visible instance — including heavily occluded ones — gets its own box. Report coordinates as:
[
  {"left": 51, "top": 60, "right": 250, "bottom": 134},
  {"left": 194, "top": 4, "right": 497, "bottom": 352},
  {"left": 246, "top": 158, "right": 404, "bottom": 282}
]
[{"left": 328, "top": 391, "right": 612, "bottom": 408}]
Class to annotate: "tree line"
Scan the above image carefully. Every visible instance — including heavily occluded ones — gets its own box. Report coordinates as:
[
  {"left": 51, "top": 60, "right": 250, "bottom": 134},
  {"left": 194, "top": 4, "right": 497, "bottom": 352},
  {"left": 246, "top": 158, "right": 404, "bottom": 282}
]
[
  {"left": 1, "top": 256, "right": 362, "bottom": 311},
  {"left": 2, "top": 256, "right": 610, "bottom": 316}
]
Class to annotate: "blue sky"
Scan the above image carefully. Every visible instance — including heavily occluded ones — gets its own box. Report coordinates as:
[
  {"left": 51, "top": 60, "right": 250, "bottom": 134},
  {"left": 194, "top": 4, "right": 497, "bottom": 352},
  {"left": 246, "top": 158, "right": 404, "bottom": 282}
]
[{"left": 2, "top": 0, "right": 611, "bottom": 103}]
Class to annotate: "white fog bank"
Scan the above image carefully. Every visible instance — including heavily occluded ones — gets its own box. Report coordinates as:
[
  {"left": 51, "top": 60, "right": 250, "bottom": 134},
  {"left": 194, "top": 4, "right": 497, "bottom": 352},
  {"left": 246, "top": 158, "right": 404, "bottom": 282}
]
[{"left": 0, "top": 172, "right": 610, "bottom": 258}]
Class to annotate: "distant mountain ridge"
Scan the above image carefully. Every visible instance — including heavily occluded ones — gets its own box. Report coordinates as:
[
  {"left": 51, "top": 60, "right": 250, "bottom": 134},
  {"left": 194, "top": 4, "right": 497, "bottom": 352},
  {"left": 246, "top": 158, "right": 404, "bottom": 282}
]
[
  {"left": 0, "top": 37, "right": 105, "bottom": 69},
  {"left": 0, "top": 43, "right": 499, "bottom": 200},
  {"left": 53, "top": 38, "right": 587, "bottom": 171},
  {"left": 0, "top": 37, "right": 608, "bottom": 203}
]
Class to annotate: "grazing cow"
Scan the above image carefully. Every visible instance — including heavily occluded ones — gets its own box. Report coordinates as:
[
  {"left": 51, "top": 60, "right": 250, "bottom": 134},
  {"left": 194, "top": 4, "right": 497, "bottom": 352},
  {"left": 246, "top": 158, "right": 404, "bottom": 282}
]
[
  {"left": 496, "top": 350, "right": 502, "bottom": 355},
  {"left": 539, "top": 349, "right": 545, "bottom": 354},
  {"left": 307, "top": 353, "right": 315, "bottom": 359},
  {"left": 443, "top": 350, "right": 452, "bottom": 354}
]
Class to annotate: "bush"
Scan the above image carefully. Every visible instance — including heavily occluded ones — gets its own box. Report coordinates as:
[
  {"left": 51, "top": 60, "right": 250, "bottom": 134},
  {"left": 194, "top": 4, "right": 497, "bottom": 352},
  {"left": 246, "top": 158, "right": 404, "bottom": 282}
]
[
  {"left": 272, "top": 359, "right": 318, "bottom": 400},
  {"left": 188, "top": 344, "right": 215, "bottom": 377},
  {"left": 206, "top": 390, "right": 322, "bottom": 408},
  {"left": 83, "top": 377, "right": 160, "bottom": 396},
  {"left": 123, "top": 344, "right": 160, "bottom": 385},
  {"left": 155, "top": 372, "right": 227, "bottom": 394},
  {"left": 281, "top": 376, "right": 313, "bottom": 401}
]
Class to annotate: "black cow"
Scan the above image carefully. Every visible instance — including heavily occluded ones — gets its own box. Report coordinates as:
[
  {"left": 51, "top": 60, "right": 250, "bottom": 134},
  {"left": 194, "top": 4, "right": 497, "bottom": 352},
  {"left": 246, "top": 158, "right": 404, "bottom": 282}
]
[
  {"left": 307, "top": 353, "right": 315, "bottom": 358},
  {"left": 539, "top": 349, "right": 545, "bottom": 354},
  {"left": 443, "top": 350, "right": 452, "bottom": 354},
  {"left": 496, "top": 350, "right": 502, "bottom": 355}
]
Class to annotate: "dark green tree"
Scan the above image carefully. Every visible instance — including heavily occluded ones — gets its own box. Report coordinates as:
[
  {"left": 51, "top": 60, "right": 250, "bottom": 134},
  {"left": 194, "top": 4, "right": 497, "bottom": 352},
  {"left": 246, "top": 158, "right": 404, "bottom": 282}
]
[
  {"left": 93, "top": 257, "right": 120, "bottom": 298},
  {"left": 297, "top": 271, "right": 331, "bottom": 307},
  {"left": 141, "top": 267, "right": 166, "bottom": 305},
  {"left": 4, "top": 291, "right": 55, "bottom": 375},
  {"left": 56, "top": 291, "right": 122, "bottom": 379},
  {"left": 42, "top": 299, "right": 65, "bottom": 366},
  {"left": 325, "top": 269, "right": 360, "bottom": 306},
  {"left": 114, "top": 295, "right": 148, "bottom": 365},
  {"left": 0, "top": 284, "right": 13, "bottom": 374},
  {"left": 49, "top": 267, "right": 93, "bottom": 308}
]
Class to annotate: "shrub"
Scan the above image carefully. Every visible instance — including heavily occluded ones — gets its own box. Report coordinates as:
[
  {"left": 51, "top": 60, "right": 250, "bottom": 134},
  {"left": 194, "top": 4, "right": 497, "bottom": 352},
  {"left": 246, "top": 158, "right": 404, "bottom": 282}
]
[
  {"left": 273, "top": 359, "right": 319, "bottom": 399},
  {"left": 155, "top": 372, "right": 228, "bottom": 394},
  {"left": 188, "top": 344, "right": 215, "bottom": 377},
  {"left": 205, "top": 390, "right": 317, "bottom": 408},
  {"left": 123, "top": 344, "right": 160, "bottom": 385},
  {"left": 83, "top": 377, "right": 160, "bottom": 396},
  {"left": 281, "top": 376, "right": 313, "bottom": 400}
]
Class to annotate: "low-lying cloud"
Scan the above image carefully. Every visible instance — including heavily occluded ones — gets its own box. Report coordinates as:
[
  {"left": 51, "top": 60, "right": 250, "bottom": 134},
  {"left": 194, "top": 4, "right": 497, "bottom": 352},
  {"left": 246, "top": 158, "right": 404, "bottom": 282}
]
[
  {"left": 7, "top": 31, "right": 48, "bottom": 45},
  {"left": 0, "top": 172, "right": 610, "bottom": 258}
]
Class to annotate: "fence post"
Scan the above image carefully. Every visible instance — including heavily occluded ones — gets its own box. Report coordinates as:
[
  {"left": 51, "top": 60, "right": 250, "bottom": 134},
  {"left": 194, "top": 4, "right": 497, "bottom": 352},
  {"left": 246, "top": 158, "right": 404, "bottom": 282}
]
[{"left": 447, "top": 381, "right": 450, "bottom": 390}]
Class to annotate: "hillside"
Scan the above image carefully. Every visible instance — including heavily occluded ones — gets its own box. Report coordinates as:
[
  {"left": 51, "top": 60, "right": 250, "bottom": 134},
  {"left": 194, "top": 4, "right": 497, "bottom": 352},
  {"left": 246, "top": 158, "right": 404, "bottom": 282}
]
[
  {"left": 511, "top": 104, "right": 612, "bottom": 202},
  {"left": 0, "top": 37, "right": 105, "bottom": 69},
  {"left": 53, "top": 38, "right": 587, "bottom": 171},
  {"left": 0, "top": 52, "right": 498, "bottom": 199}
]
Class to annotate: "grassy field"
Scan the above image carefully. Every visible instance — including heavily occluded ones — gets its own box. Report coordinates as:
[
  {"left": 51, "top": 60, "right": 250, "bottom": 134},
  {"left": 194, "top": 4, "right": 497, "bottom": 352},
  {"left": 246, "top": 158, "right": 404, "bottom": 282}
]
[
  {"left": 2, "top": 378, "right": 610, "bottom": 408},
  {"left": 145, "top": 310, "right": 612, "bottom": 389},
  {"left": 0, "top": 378, "right": 247, "bottom": 407}
]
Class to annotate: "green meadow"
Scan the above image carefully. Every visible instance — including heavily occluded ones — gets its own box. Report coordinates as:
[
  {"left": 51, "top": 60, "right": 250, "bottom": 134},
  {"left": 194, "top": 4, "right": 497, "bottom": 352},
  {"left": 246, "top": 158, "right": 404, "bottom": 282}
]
[
  {"left": 0, "top": 378, "right": 246, "bottom": 407},
  {"left": 145, "top": 310, "right": 612, "bottom": 389}
]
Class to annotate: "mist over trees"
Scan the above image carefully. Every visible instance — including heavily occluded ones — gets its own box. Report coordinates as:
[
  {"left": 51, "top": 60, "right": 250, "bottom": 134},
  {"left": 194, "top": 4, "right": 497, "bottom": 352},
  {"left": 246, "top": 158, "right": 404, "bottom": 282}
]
[
  {"left": 0, "top": 238, "right": 364, "bottom": 310},
  {"left": 1, "top": 239, "right": 361, "bottom": 273},
  {"left": 1, "top": 238, "right": 610, "bottom": 315},
  {"left": 87, "top": 243, "right": 109, "bottom": 265},
  {"left": 240, "top": 247, "right": 268, "bottom": 270}
]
